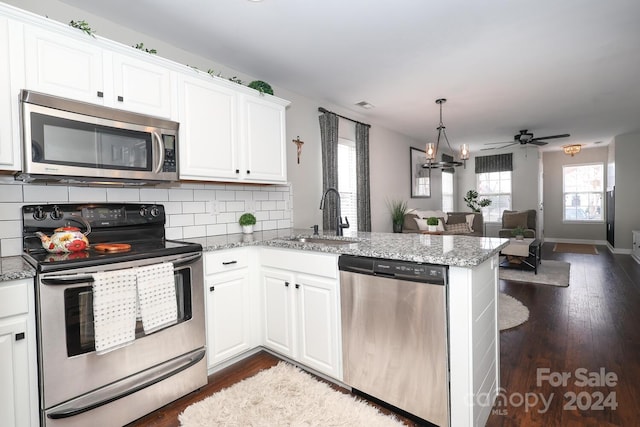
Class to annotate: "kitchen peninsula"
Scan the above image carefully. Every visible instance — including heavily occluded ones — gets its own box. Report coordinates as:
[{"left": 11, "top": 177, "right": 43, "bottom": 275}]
[{"left": 1, "top": 230, "right": 507, "bottom": 427}]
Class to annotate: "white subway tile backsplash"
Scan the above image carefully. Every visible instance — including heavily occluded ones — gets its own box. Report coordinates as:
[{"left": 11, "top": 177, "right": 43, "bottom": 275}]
[
  {"left": 0, "top": 182, "right": 292, "bottom": 251},
  {"left": 68, "top": 186, "right": 108, "bottom": 202},
  {"left": 206, "top": 224, "right": 227, "bottom": 236},
  {"left": 168, "top": 188, "right": 194, "bottom": 201},
  {"left": 169, "top": 214, "right": 195, "bottom": 227},
  {"left": 23, "top": 185, "right": 69, "bottom": 202},
  {"left": 0, "top": 184, "right": 23, "bottom": 202},
  {"left": 140, "top": 188, "right": 169, "bottom": 202},
  {"left": 106, "top": 188, "right": 140, "bottom": 202}
]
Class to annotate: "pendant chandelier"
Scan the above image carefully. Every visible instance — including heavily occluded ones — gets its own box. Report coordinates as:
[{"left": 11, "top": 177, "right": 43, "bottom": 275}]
[
  {"left": 563, "top": 144, "right": 582, "bottom": 157},
  {"left": 423, "top": 98, "right": 469, "bottom": 170}
]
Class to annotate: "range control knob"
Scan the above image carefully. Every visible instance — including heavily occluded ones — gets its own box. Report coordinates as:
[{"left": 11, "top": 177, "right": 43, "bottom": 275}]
[
  {"left": 33, "top": 206, "right": 46, "bottom": 221},
  {"left": 139, "top": 207, "right": 149, "bottom": 217},
  {"left": 50, "top": 205, "right": 63, "bottom": 220},
  {"left": 149, "top": 206, "right": 160, "bottom": 217}
]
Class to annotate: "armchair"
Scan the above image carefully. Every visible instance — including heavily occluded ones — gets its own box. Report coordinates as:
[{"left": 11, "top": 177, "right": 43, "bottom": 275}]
[{"left": 498, "top": 209, "right": 537, "bottom": 239}]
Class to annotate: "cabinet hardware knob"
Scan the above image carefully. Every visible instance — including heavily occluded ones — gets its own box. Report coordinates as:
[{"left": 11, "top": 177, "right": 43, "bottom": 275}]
[
  {"left": 285, "top": 281, "right": 289, "bottom": 287},
  {"left": 15, "top": 332, "right": 25, "bottom": 341},
  {"left": 222, "top": 260, "right": 237, "bottom": 265},
  {"left": 235, "top": 169, "right": 240, "bottom": 174},
  {"left": 247, "top": 170, "right": 251, "bottom": 174},
  {"left": 117, "top": 95, "right": 124, "bottom": 102},
  {"left": 295, "top": 284, "right": 300, "bottom": 289},
  {"left": 97, "top": 91, "right": 104, "bottom": 98},
  {"left": 209, "top": 286, "right": 215, "bottom": 292}
]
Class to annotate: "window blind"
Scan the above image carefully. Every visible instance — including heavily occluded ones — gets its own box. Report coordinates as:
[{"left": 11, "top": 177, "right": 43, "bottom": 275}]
[{"left": 475, "top": 153, "right": 513, "bottom": 173}]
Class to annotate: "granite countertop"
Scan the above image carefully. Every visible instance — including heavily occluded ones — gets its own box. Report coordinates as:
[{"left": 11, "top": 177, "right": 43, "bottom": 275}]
[{"left": 1, "top": 230, "right": 509, "bottom": 282}]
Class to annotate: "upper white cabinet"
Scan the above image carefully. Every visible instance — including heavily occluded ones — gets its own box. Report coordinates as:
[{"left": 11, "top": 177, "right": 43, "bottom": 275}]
[
  {"left": 178, "top": 73, "right": 290, "bottom": 184},
  {"left": 0, "top": 16, "right": 23, "bottom": 170},
  {"left": 178, "top": 75, "right": 240, "bottom": 181},
  {"left": 23, "top": 24, "right": 175, "bottom": 119}
]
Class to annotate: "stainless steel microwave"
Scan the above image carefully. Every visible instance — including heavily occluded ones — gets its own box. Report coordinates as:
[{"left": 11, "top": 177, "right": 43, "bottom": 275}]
[{"left": 18, "top": 90, "right": 179, "bottom": 184}]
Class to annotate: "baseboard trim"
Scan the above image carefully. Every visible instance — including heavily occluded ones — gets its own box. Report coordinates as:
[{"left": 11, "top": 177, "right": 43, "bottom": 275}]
[{"left": 543, "top": 237, "right": 608, "bottom": 246}]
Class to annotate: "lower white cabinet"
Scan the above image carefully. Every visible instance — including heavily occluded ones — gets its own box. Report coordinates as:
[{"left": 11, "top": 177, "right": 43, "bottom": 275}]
[
  {"left": 204, "top": 249, "right": 255, "bottom": 368},
  {"left": 0, "top": 279, "right": 38, "bottom": 427},
  {"left": 260, "top": 249, "right": 341, "bottom": 379}
]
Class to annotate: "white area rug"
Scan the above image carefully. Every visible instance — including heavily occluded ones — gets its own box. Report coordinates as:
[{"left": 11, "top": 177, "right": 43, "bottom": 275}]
[
  {"left": 499, "top": 260, "right": 570, "bottom": 287},
  {"left": 499, "top": 293, "right": 529, "bottom": 331},
  {"left": 179, "top": 362, "right": 405, "bottom": 427}
]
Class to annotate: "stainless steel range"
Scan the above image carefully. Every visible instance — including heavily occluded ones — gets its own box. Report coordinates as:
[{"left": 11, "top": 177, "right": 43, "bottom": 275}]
[{"left": 22, "top": 203, "right": 206, "bottom": 427}]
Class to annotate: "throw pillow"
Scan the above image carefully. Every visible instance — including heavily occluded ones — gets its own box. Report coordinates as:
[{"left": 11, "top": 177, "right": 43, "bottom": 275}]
[
  {"left": 503, "top": 211, "right": 528, "bottom": 229},
  {"left": 436, "top": 218, "right": 446, "bottom": 232},
  {"left": 414, "top": 218, "right": 429, "bottom": 230},
  {"left": 445, "top": 213, "right": 466, "bottom": 225},
  {"left": 465, "top": 214, "right": 475, "bottom": 232},
  {"left": 445, "top": 222, "right": 471, "bottom": 234}
]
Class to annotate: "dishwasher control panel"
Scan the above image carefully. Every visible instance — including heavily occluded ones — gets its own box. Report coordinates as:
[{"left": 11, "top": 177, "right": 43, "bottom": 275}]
[{"left": 338, "top": 255, "right": 447, "bottom": 285}]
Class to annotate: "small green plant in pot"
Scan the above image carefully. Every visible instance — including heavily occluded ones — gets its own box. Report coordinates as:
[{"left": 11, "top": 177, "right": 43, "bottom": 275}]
[
  {"left": 511, "top": 226, "right": 526, "bottom": 240},
  {"left": 239, "top": 213, "right": 257, "bottom": 234},
  {"left": 386, "top": 199, "right": 408, "bottom": 233},
  {"left": 427, "top": 216, "right": 439, "bottom": 232}
]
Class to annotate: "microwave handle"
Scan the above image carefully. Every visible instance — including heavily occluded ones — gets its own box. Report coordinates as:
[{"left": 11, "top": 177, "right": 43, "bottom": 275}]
[{"left": 152, "top": 131, "right": 165, "bottom": 174}]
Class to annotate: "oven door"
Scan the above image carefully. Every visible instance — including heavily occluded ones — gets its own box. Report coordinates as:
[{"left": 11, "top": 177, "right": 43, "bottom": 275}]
[{"left": 35, "top": 252, "right": 205, "bottom": 417}]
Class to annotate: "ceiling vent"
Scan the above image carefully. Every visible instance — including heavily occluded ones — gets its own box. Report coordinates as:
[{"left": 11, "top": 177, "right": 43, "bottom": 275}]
[{"left": 355, "top": 101, "right": 374, "bottom": 109}]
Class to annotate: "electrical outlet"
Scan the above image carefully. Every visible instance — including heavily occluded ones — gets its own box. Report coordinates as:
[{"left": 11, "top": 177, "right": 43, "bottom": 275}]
[
  {"left": 209, "top": 200, "right": 221, "bottom": 215},
  {"left": 245, "top": 200, "right": 256, "bottom": 213}
]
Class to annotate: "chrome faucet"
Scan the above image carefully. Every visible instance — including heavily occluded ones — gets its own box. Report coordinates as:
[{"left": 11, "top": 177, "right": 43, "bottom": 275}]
[{"left": 319, "top": 187, "right": 350, "bottom": 236}]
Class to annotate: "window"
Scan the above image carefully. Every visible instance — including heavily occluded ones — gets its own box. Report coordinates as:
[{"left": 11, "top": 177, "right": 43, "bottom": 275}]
[
  {"left": 442, "top": 171, "right": 454, "bottom": 212},
  {"left": 477, "top": 171, "right": 512, "bottom": 222},
  {"left": 338, "top": 138, "right": 358, "bottom": 230},
  {"left": 563, "top": 163, "right": 603, "bottom": 222}
]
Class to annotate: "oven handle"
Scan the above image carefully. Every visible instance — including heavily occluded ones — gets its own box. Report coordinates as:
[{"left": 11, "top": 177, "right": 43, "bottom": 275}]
[
  {"left": 40, "top": 253, "right": 202, "bottom": 285},
  {"left": 47, "top": 347, "right": 206, "bottom": 419}
]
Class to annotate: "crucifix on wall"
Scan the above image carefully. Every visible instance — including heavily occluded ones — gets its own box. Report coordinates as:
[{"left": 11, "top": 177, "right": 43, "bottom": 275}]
[{"left": 293, "top": 136, "right": 304, "bottom": 164}]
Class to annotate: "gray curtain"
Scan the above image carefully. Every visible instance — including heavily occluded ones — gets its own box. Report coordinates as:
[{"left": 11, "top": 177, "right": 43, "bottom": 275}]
[
  {"left": 355, "top": 123, "right": 371, "bottom": 231},
  {"left": 319, "top": 112, "right": 339, "bottom": 231}
]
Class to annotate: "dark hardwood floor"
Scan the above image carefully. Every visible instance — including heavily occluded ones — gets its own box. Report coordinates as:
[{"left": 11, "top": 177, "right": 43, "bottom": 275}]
[{"left": 129, "top": 243, "right": 640, "bottom": 426}]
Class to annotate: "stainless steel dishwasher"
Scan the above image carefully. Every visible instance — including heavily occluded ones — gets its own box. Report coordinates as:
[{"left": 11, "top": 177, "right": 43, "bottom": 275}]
[{"left": 339, "top": 255, "right": 449, "bottom": 427}]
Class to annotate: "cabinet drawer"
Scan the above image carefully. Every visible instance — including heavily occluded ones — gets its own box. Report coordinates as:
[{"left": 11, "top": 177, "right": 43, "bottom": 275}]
[
  {"left": 205, "top": 249, "right": 249, "bottom": 275},
  {"left": 0, "top": 280, "right": 29, "bottom": 319}
]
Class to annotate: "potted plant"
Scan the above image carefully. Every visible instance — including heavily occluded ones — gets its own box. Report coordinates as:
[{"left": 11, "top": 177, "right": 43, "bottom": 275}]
[
  {"left": 511, "top": 226, "right": 526, "bottom": 240},
  {"left": 464, "top": 190, "right": 492, "bottom": 213},
  {"left": 427, "top": 216, "right": 439, "bottom": 232},
  {"left": 387, "top": 199, "right": 408, "bottom": 233},
  {"left": 239, "top": 213, "right": 257, "bottom": 234}
]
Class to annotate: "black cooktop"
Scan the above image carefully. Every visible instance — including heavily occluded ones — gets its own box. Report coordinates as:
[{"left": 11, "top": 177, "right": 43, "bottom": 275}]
[{"left": 22, "top": 203, "right": 202, "bottom": 273}]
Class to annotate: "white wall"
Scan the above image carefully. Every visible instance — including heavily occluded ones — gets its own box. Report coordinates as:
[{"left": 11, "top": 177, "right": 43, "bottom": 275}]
[{"left": 612, "top": 133, "right": 640, "bottom": 250}]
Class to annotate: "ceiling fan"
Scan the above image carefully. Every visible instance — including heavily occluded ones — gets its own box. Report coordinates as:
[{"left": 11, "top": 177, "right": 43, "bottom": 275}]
[{"left": 482, "top": 129, "right": 570, "bottom": 150}]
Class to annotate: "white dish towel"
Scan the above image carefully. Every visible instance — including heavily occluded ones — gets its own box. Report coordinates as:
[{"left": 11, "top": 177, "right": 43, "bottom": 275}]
[
  {"left": 92, "top": 269, "right": 138, "bottom": 355},
  {"left": 136, "top": 262, "right": 178, "bottom": 334}
]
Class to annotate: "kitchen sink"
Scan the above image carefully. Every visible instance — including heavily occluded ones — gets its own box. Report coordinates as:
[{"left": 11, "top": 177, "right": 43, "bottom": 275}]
[{"left": 287, "top": 237, "right": 358, "bottom": 246}]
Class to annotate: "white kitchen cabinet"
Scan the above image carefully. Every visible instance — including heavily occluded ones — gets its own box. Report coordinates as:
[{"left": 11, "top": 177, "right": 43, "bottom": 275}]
[
  {"left": 178, "top": 73, "right": 289, "bottom": 184},
  {"left": 23, "top": 24, "right": 175, "bottom": 118},
  {"left": 0, "top": 16, "right": 23, "bottom": 170},
  {"left": 204, "top": 249, "right": 255, "bottom": 368},
  {"left": 178, "top": 74, "right": 240, "bottom": 181},
  {"left": 239, "top": 94, "right": 288, "bottom": 182},
  {"left": 0, "top": 279, "right": 38, "bottom": 427},
  {"left": 260, "top": 249, "right": 341, "bottom": 379}
]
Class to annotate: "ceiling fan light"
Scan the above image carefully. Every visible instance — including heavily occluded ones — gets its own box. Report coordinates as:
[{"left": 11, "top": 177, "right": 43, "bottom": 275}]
[{"left": 563, "top": 144, "right": 581, "bottom": 156}]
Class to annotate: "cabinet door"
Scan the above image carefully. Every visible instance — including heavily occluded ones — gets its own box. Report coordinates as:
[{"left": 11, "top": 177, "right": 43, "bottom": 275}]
[
  {"left": 295, "top": 274, "right": 341, "bottom": 378},
  {"left": 178, "top": 76, "right": 240, "bottom": 181},
  {"left": 261, "top": 268, "right": 295, "bottom": 358},
  {"left": 110, "top": 52, "right": 174, "bottom": 118},
  {"left": 0, "top": 17, "right": 20, "bottom": 169},
  {"left": 0, "top": 317, "right": 30, "bottom": 427},
  {"left": 240, "top": 95, "right": 287, "bottom": 182},
  {"left": 205, "top": 268, "right": 251, "bottom": 367},
  {"left": 24, "top": 25, "right": 104, "bottom": 104}
]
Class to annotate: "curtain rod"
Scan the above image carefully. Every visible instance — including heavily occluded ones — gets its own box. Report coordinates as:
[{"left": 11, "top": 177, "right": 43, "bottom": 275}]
[{"left": 318, "top": 107, "right": 371, "bottom": 128}]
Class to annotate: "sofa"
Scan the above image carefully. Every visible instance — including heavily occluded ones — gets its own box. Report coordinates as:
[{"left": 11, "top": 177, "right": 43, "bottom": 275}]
[
  {"left": 498, "top": 209, "right": 537, "bottom": 238},
  {"left": 402, "top": 210, "right": 484, "bottom": 236}
]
